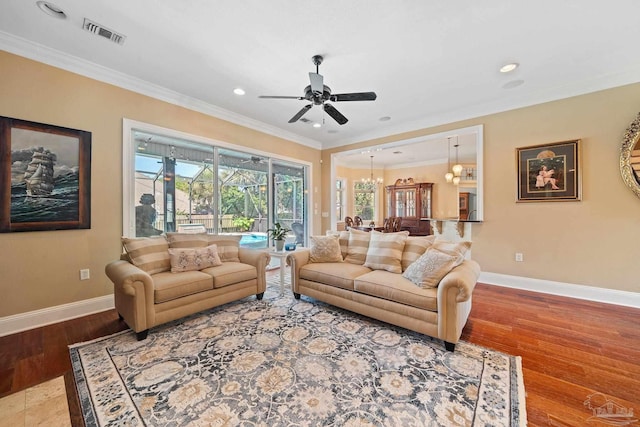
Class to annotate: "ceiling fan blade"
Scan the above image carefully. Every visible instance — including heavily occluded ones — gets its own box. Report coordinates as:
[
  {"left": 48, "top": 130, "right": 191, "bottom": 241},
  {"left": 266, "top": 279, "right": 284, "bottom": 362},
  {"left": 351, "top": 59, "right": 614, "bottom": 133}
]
[
  {"left": 288, "top": 104, "right": 313, "bottom": 123},
  {"left": 324, "top": 103, "right": 348, "bottom": 125},
  {"left": 309, "top": 72, "right": 324, "bottom": 94},
  {"left": 330, "top": 92, "right": 377, "bottom": 102},
  {"left": 259, "top": 95, "right": 304, "bottom": 100}
]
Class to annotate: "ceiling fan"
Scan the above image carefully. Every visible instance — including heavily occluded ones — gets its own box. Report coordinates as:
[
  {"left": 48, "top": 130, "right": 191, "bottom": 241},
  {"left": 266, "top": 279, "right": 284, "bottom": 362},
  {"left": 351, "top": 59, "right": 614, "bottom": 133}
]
[{"left": 259, "top": 55, "right": 377, "bottom": 125}]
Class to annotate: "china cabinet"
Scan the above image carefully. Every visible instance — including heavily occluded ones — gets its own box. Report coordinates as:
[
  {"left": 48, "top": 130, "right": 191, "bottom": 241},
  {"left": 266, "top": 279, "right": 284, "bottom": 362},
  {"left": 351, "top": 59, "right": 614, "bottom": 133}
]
[{"left": 385, "top": 181, "right": 433, "bottom": 235}]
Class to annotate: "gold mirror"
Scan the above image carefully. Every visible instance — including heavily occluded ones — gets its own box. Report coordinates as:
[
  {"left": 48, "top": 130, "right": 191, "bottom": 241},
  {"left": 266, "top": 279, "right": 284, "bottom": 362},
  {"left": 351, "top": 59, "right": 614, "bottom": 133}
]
[{"left": 620, "top": 112, "right": 640, "bottom": 199}]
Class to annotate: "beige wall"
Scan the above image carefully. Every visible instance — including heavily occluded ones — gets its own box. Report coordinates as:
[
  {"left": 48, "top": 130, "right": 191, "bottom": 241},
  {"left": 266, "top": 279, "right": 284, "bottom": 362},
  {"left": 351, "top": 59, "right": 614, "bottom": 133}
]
[
  {"left": 323, "top": 83, "right": 640, "bottom": 294},
  {"left": 0, "top": 51, "right": 321, "bottom": 317},
  {"left": 2, "top": 49, "right": 639, "bottom": 319}
]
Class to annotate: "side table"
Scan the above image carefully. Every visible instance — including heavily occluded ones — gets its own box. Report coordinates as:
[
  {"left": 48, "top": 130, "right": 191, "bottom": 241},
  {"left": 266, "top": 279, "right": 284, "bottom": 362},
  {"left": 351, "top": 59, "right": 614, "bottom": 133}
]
[{"left": 265, "top": 248, "right": 296, "bottom": 296}]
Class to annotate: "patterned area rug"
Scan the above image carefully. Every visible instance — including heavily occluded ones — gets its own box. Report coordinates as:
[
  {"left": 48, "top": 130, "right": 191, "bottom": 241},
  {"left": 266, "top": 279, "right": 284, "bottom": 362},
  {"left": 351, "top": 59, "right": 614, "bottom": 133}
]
[{"left": 70, "top": 277, "right": 526, "bottom": 426}]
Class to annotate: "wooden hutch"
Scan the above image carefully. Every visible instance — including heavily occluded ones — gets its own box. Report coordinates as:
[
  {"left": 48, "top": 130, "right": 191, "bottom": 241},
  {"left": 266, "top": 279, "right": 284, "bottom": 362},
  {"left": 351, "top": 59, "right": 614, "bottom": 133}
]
[{"left": 385, "top": 179, "right": 433, "bottom": 235}]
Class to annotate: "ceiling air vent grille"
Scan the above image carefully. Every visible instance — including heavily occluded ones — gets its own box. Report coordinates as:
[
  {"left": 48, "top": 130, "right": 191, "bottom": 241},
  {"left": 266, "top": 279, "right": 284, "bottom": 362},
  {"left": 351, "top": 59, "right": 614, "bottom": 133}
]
[
  {"left": 299, "top": 118, "right": 311, "bottom": 123},
  {"left": 82, "top": 18, "right": 126, "bottom": 45}
]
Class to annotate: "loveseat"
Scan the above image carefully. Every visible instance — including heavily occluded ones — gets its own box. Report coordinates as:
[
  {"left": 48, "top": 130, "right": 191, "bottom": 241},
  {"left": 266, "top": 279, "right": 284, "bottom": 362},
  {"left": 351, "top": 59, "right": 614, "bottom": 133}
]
[
  {"left": 105, "top": 233, "right": 270, "bottom": 340},
  {"left": 287, "top": 230, "right": 480, "bottom": 351}
]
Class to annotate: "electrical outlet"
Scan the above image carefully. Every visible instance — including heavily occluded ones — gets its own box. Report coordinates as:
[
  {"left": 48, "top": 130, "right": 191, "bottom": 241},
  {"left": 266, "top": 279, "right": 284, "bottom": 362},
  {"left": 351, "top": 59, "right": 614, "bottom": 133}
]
[
  {"left": 80, "top": 269, "right": 90, "bottom": 280},
  {"left": 515, "top": 253, "right": 524, "bottom": 262}
]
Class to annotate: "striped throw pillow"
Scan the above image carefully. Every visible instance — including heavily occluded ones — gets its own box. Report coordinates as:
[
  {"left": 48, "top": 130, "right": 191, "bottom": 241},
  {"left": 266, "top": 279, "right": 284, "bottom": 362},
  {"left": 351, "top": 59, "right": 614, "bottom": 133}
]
[
  {"left": 207, "top": 235, "right": 242, "bottom": 262},
  {"left": 121, "top": 236, "right": 170, "bottom": 274},
  {"left": 344, "top": 229, "right": 371, "bottom": 265},
  {"left": 363, "top": 231, "right": 409, "bottom": 273},
  {"left": 166, "top": 232, "right": 208, "bottom": 248},
  {"left": 401, "top": 235, "right": 436, "bottom": 271}
]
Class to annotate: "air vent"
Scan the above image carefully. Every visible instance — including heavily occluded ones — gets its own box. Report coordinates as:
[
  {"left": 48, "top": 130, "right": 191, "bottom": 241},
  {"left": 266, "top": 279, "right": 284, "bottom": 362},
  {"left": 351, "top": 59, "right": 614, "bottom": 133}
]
[
  {"left": 83, "top": 18, "right": 126, "bottom": 45},
  {"left": 299, "top": 118, "right": 311, "bottom": 123}
]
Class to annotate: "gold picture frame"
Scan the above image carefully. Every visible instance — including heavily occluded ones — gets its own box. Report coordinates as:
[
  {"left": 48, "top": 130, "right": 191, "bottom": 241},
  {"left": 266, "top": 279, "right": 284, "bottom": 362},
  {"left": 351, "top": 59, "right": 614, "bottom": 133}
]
[
  {"left": 516, "top": 139, "right": 581, "bottom": 202},
  {"left": 620, "top": 112, "right": 640, "bottom": 200}
]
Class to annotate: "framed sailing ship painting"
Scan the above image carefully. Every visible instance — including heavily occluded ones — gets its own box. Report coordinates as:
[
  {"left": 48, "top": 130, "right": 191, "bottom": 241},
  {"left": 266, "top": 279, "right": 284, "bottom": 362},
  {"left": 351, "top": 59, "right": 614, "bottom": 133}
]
[{"left": 0, "top": 116, "right": 91, "bottom": 232}]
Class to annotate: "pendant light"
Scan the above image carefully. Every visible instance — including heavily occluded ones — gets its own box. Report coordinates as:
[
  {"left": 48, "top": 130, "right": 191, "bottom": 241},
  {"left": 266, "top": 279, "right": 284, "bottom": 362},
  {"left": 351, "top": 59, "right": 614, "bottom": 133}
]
[
  {"left": 444, "top": 137, "right": 454, "bottom": 183},
  {"left": 452, "top": 136, "right": 463, "bottom": 178}
]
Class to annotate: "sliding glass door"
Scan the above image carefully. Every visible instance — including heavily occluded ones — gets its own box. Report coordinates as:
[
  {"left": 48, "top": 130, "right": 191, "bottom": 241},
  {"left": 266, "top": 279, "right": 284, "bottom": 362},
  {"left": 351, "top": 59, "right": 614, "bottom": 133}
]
[{"left": 124, "top": 120, "right": 310, "bottom": 248}]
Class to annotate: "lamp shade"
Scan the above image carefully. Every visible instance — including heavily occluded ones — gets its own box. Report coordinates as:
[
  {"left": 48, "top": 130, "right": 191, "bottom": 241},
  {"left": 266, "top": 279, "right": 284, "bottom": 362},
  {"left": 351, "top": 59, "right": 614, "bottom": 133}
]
[
  {"left": 445, "top": 172, "right": 454, "bottom": 183},
  {"left": 452, "top": 163, "right": 463, "bottom": 177},
  {"left": 452, "top": 176, "right": 461, "bottom": 185}
]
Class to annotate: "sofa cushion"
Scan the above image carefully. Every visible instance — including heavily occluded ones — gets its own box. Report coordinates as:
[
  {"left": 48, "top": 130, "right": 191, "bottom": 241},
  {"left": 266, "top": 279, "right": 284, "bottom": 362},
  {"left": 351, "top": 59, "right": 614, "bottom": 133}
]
[
  {"left": 363, "top": 231, "right": 409, "bottom": 273},
  {"left": 168, "top": 244, "right": 223, "bottom": 273},
  {"left": 201, "top": 262, "right": 257, "bottom": 288},
  {"left": 309, "top": 235, "right": 343, "bottom": 263},
  {"left": 207, "top": 235, "right": 242, "bottom": 262},
  {"left": 354, "top": 270, "right": 438, "bottom": 311},
  {"left": 300, "top": 262, "right": 372, "bottom": 291},
  {"left": 344, "top": 230, "right": 371, "bottom": 265},
  {"left": 121, "top": 236, "right": 170, "bottom": 274},
  {"left": 152, "top": 270, "right": 214, "bottom": 303},
  {"left": 166, "top": 232, "right": 208, "bottom": 248},
  {"left": 402, "top": 246, "right": 465, "bottom": 289},
  {"left": 401, "top": 235, "right": 436, "bottom": 271}
]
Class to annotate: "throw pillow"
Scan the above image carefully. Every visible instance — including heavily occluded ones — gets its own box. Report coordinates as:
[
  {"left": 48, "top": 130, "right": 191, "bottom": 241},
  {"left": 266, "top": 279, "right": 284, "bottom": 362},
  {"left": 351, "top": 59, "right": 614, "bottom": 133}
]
[
  {"left": 325, "top": 230, "right": 350, "bottom": 260},
  {"left": 401, "top": 235, "right": 436, "bottom": 271},
  {"left": 309, "top": 235, "right": 343, "bottom": 263},
  {"left": 166, "top": 232, "right": 208, "bottom": 248},
  {"left": 433, "top": 239, "right": 472, "bottom": 257},
  {"left": 344, "top": 229, "right": 371, "bottom": 265},
  {"left": 363, "top": 231, "right": 409, "bottom": 273},
  {"left": 207, "top": 234, "right": 242, "bottom": 262},
  {"left": 168, "top": 244, "right": 223, "bottom": 273},
  {"left": 402, "top": 246, "right": 465, "bottom": 288},
  {"left": 121, "top": 236, "right": 170, "bottom": 274}
]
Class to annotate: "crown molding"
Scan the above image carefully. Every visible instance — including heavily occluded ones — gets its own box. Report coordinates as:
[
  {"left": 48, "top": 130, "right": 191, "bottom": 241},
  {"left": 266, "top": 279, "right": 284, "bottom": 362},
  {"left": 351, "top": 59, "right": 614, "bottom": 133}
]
[{"left": 0, "top": 30, "right": 323, "bottom": 150}]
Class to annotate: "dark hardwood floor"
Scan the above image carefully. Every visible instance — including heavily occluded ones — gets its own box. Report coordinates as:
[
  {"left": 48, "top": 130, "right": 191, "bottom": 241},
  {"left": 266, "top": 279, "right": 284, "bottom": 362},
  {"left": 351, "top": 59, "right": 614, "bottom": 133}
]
[{"left": 1, "top": 274, "right": 638, "bottom": 426}]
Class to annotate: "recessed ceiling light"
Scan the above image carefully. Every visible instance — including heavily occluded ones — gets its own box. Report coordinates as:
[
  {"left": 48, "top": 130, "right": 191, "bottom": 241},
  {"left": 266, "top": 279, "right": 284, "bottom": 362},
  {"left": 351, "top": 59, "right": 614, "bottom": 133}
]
[
  {"left": 233, "top": 88, "right": 245, "bottom": 96},
  {"left": 312, "top": 123, "right": 321, "bottom": 128},
  {"left": 379, "top": 116, "right": 391, "bottom": 122},
  {"left": 502, "top": 79, "right": 525, "bottom": 89},
  {"left": 500, "top": 63, "right": 519, "bottom": 73},
  {"left": 36, "top": 1, "right": 66, "bottom": 19}
]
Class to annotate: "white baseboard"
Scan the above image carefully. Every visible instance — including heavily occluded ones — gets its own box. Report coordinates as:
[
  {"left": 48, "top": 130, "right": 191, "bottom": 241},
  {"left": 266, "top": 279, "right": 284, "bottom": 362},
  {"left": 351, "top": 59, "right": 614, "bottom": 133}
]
[
  {"left": 0, "top": 295, "right": 114, "bottom": 337},
  {"left": 480, "top": 272, "right": 640, "bottom": 309}
]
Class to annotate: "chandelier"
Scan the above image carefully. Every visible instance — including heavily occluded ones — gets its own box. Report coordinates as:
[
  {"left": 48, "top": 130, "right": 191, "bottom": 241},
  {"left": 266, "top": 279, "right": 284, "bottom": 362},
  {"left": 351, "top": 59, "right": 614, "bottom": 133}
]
[{"left": 362, "top": 155, "right": 383, "bottom": 187}]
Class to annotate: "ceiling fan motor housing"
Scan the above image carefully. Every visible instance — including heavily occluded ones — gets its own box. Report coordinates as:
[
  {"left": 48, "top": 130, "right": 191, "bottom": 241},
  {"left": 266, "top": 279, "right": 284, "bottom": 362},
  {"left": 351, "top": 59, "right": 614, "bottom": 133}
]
[{"left": 304, "top": 85, "right": 332, "bottom": 105}]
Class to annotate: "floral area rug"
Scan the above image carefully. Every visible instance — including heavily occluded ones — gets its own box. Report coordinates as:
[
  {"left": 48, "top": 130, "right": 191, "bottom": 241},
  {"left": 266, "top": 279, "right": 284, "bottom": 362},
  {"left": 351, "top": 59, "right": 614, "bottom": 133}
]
[{"left": 70, "top": 277, "right": 526, "bottom": 426}]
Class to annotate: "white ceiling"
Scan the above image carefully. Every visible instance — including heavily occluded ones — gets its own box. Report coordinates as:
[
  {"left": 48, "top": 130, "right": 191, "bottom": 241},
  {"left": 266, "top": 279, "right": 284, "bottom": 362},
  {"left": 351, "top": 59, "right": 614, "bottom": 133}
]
[{"left": 2, "top": 0, "right": 640, "bottom": 159}]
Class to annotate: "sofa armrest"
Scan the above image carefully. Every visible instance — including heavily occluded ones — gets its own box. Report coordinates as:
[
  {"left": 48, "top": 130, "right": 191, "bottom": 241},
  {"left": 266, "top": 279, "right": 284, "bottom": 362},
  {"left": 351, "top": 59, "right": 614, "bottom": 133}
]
[
  {"left": 105, "top": 260, "right": 155, "bottom": 333},
  {"left": 437, "top": 259, "right": 481, "bottom": 344},
  {"left": 286, "top": 249, "right": 311, "bottom": 292},
  {"left": 238, "top": 248, "right": 271, "bottom": 293}
]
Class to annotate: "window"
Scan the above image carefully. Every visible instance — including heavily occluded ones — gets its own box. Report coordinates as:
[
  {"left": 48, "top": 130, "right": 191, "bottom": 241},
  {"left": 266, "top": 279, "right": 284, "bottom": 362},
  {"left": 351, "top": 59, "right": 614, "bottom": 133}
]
[
  {"left": 353, "top": 182, "right": 376, "bottom": 221},
  {"left": 335, "top": 179, "right": 345, "bottom": 221},
  {"left": 123, "top": 119, "right": 311, "bottom": 248}
]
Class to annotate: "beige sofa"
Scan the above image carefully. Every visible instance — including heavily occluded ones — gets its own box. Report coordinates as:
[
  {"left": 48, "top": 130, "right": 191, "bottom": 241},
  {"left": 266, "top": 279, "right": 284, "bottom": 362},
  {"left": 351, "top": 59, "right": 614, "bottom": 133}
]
[
  {"left": 287, "top": 231, "right": 480, "bottom": 351},
  {"left": 105, "top": 233, "right": 270, "bottom": 340}
]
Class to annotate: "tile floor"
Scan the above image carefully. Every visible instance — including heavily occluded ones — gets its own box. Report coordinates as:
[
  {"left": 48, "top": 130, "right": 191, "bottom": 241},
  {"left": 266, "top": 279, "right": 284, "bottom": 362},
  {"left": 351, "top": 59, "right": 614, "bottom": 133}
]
[{"left": 0, "top": 377, "right": 71, "bottom": 427}]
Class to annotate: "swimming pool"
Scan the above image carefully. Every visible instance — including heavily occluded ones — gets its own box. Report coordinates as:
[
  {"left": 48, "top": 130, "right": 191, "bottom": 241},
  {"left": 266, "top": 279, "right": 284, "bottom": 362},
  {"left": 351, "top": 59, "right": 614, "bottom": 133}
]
[{"left": 239, "top": 233, "right": 268, "bottom": 249}]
